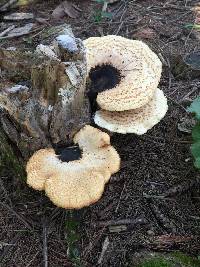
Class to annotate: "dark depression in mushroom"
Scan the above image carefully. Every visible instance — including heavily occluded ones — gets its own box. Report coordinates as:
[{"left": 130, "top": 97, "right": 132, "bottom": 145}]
[{"left": 88, "top": 64, "right": 122, "bottom": 112}]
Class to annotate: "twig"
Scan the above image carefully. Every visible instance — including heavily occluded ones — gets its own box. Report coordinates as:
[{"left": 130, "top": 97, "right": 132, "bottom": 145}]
[
  {"left": 0, "top": 26, "right": 16, "bottom": 38},
  {"left": 25, "top": 251, "right": 40, "bottom": 267},
  {"left": 161, "top": 176, "right": 200, "bottom": 198},
  {"left": 83, "top": 227, "right": 107, "bottom": 259},
  {"left": 148, "top": 202, "right": 176, "bottom": 233},
  {"left": 95, "top": 217, "right": 147, "bottom": 227},
  {"left": 166, "top": 95, "right": 187, "bottom": 112},
  {"left": 115, "top": 182, "right": 126, "bottom": 213},
  {"left": 42, "top": 220, "right": 48, "bottom": 267},
  {"left": 0, "top": 0, "right": 17, "bottom": 12},
  {"left": 98, "top": 237, "right": 109, "bottom": 264},
  {"left": 114, "top": 3, "right": 127, "bottom": 35},
  {"left": 0, "top": 234, "right": 21, "bottom": 264},
  {"left": 0, "top": 202, "right": 33, "bottom": 230},
  {"left": 0, "top": 177, "right": 12, "bottom": 206},
  {"left": 99, "top": 201, "right": 115, "bottom": 219},
  {"left": 180, "top": 87, "right": 200, "bottom": 103},
  {"left": 148, "top": 234, "right": 195, "bottom": 251}
]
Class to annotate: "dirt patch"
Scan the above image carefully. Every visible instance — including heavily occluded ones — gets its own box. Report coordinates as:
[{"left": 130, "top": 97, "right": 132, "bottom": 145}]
[{"left": 0, "top": 1, "right": 200, "bottom": 266}]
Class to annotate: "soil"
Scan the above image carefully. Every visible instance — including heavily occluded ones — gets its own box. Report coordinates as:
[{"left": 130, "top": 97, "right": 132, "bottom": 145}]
[{"left": 0, "top": 0, "right": 200, "bottom": 266}]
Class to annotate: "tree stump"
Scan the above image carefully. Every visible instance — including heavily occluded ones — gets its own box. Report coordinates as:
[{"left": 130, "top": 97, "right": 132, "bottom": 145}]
[{"left": 0, "top": 24, "right": 90, "bottom": 176}]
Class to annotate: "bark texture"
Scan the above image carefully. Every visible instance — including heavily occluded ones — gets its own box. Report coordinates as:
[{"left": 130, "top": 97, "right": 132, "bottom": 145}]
[{"left": 0, "top": 25, "right": 90, "bottom": 166}]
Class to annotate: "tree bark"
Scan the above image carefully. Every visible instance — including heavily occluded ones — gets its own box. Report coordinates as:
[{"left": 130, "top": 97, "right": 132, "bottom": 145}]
[{"left": 0, "top": 24, "right": 90, "bottom": 174}]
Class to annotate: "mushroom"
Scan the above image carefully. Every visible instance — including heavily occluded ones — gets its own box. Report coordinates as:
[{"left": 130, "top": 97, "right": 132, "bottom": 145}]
[
  {"left": 83, "top": 35, "right": 162, "bottom": 112},
  {"left": 94, "top": 88, "right": 168, "bottom": 134},
  {"left": 26, "top": 125, "right": 120, "bottom": 209}
]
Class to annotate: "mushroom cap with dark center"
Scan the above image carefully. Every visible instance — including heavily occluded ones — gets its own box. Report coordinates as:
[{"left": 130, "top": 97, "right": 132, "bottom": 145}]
[
  {"left": 89, "top": 64, "right": 121, "bottom": 93},
  {"left": 83, "top": 35, "right": 162, "bottom": 112},
  {"left": 87, "top": 64, "right": 121, "bottom": 112},
  {"left": 26, "top": 125, "right": 121, "bottom": 209}
]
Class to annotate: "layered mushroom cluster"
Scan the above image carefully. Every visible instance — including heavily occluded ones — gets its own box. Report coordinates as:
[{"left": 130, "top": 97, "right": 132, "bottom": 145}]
[
  {"left": 84, "top": 35, "right": 168, "bottom": 134},
  {"left": 26, "top": 35, "right": 168, "bottom": 209},
  {"left": 26, "top": 125, "right": 120, "bottom": 209}
]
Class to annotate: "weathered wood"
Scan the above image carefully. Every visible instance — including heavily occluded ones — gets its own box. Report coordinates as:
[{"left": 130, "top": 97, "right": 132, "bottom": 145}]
[{"left": 0, "top": 25, "right": 90, "bottom": 169}]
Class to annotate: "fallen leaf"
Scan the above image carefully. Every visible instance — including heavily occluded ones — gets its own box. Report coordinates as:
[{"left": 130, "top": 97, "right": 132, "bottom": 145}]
[
  {"left": 63, "top": 1, "right": 81, "bottom": 18},
  {"left": 52, "top": 4, "right": 66, "bottom": 19},
  {"left": 0, "top": 23, "right": 35, "bottom": 38},
  {"left": 52, "top": 1, "right": 81, "bottom": 19},
  {"left": 184, "top": 51, "right": 200, "bottom": 70},
  {"left": 133, "top": 27, "right": 157, "bottom": 40},
  {"left": 4, "top": 12, "right": 34, "bottom": 20}
]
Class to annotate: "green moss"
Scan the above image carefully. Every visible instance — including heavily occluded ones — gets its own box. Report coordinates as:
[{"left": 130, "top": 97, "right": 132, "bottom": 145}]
[
  {"left": 65, "top": 211, "right": 82, "bottom": 267},
  {"left": 138, "top": 257, "right": 173, "bottom": 267},
  {"left": 171, "top": 251, "right": 200, "bottom": 267},
  {"left": 132, "top": 252, "right": 200, "bottom": 267}
]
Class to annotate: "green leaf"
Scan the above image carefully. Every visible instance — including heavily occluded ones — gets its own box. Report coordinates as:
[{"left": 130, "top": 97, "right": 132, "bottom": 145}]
[
  {"left": 192, "top": 123, "right": 200, "bottom": 141},
  {"left": 194, "top": 157, "right": 200, "bottom": 168},
  {"left": 184, "top": 23, "right": 200, "bottom": 30},
  {"left": 95, "top": 0, "right": 105, "bottom": 3},
  {"left": 191, "top": 142, "right": 200, "bottom": 169},
  {"left": 191, "top": 142, "right": 200, "bottom": 158},
  {"left": 187, "top": 97, "right": 200, "bottom": 120}
]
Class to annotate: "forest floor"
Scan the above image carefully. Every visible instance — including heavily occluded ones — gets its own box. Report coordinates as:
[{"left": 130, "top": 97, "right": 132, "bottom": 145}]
[{"left": 0, "top": 0, "right": 200, "bottom": 266}]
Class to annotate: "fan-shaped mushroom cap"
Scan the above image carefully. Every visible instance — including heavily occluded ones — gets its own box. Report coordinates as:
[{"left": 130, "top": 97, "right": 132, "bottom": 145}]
[
  {"left": 94, "top": 88, "right": 168, "bottom": 134},
  {"left": 83, "top": 35, "right": 162, "bottom": 111},
  {"left": 26, "top": 125, "right": 120, "bottom": 209},
  {"left": 26, "top": 148, "right": 58, "bottom": 191}
]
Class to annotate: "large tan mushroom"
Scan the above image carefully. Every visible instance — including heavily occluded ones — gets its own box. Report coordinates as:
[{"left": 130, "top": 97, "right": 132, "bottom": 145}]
[
  {"left": 84, "top": 35, "right": 162, "bottom": 112},
  {"left": 94, "top": 88, "right": 168, "bottom": 134},
  {"left": 26, "top": 125, "right": 120, "bottom": 209}
]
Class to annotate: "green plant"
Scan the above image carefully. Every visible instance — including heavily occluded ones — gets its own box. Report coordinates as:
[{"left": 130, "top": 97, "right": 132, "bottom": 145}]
[
  {"left": 138, "top": 257, "right": 172, "bottom": 267},
  {"left": 93, "top": 0, "right": 113, "bottom": 23},
  {"left": 136, "top": 252, "right": 200, "bottom": 267},
  {"left": 184, "top": 23, "right": 200, "bottom": 30},
  {"left": 65, "top": 211, "right": 81, "bottom": 266},
  {"left": 171, "top": 251, "right": 200, "bottom": 267},
  {"left": 187, "top": 97, "right": 200, "bottom": 168}
]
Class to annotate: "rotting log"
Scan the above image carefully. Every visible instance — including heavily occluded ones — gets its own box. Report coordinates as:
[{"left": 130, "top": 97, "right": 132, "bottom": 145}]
[{"left": 0, "top": 24, "right": 90, "bottom": 175}]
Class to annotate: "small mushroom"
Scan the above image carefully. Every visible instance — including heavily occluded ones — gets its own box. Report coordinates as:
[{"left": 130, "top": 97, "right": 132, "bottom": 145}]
[
  {"left": 94, "top": 88, "right": 168, "bottom": 134},
  {"left": 26, "top": 125, "right": 120, "bottom": 209},
  {"left": 83, "top": 35, "right": 162, "bottom": 112}
]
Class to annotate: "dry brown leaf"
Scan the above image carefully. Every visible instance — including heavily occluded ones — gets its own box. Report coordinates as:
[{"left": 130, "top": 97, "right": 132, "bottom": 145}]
[
  {"left": 133, "top": 27, "right": 157, "bottom": 40},
  {"left": 52, "top": 4, "right": 66, "bottom": 19},
  {"left": 52, "top": 1, "right": 81, "bottom": 19}
]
